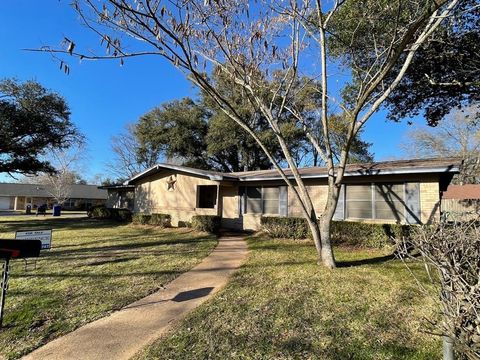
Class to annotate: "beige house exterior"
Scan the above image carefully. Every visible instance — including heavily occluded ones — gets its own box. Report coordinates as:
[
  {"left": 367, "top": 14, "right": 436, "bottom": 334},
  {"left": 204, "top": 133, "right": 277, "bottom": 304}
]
[{"left": 125, "top": 158, "right": 460, "bottom": 230}]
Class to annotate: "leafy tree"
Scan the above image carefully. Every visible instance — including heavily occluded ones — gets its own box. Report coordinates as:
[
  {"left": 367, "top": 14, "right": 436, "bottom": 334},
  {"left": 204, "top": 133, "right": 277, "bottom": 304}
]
[
  {"left": 385, "top": 0, "right": 480, "bottom": 125},
  {"left": 136, "top": 98, "right": 210, "bottom": 169},
  {"left": 48, "top": 0, "right": 471, "bottom": 268},
  {"left": 0, "top": 79, "right": 80, "bottom": 175},
  {"left": 135, "top": 73, "right": 372, "bottom": 172}
]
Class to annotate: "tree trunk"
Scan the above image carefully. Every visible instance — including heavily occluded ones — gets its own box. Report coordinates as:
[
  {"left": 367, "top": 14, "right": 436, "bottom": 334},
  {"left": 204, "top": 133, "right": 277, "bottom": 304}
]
[
  {"left": 319, "top": 217, "right": 336, "bottom": 269},
  {"left": 306, "top": 217, "right": 323, "bottom": 264},
  {"left": 304, "top": 214, "right": 336, "bottom": 268}
]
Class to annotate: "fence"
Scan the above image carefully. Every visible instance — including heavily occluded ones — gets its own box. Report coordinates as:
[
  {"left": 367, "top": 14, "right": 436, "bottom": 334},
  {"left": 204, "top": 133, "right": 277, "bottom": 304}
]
[{"left": 441, "top": 199, "right": 480, "bottom": 222}]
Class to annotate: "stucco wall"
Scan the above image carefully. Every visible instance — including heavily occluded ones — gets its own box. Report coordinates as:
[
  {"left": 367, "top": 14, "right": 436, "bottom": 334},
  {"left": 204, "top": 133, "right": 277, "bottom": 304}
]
[
  {"left": 220, "top": 186, "right": 243, "bottom": 229},
  {"left": 134, "top": 171, "right": 220, "bottom": 226},
  {"left": 133, "top": 171, "right": 443, "bottom": 229}
]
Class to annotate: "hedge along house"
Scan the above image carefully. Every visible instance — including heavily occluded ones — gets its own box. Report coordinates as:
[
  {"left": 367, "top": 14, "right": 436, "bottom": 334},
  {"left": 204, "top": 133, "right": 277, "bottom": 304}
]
[{"left": 125, "top": 158, "right": 461, "bottom": 231}]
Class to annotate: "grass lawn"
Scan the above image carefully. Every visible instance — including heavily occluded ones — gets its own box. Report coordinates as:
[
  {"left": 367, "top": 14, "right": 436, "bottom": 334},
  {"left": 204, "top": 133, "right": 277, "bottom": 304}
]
[
  {"left": 0, "top": 215, "right": 217, "bottom": 360},
  {"left": 137, "top": 235, "right": 441, "bottom": 360}
]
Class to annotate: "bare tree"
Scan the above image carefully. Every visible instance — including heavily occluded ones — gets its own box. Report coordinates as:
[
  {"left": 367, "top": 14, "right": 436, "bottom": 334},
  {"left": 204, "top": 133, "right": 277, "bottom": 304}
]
[
  {"left": 23, "top": 143, "right": 87, "bottom": 205},
  {"left": 401, "top": 105, "right": 480, "bottom": 184},
  {"left": 106, "top": 123, "right": 162, "bottom": 181},
  {"left": 36, "top": 0, "right": 471, "bottom": 267},
  {"left": 397, "top": 221, "right": 480, "bottom": 360}
]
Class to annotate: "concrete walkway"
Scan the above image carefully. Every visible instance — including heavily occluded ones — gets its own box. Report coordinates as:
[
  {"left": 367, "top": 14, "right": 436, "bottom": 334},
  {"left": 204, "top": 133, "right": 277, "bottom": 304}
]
[{"left": 23, "top": 234, "right": 248, "bottom": 360}]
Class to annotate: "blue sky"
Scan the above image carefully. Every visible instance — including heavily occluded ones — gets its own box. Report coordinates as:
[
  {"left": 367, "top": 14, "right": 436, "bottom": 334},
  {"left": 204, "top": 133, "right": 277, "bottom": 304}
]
[{"left": 0, "top": 1, "right": 414, "bottom": 182}]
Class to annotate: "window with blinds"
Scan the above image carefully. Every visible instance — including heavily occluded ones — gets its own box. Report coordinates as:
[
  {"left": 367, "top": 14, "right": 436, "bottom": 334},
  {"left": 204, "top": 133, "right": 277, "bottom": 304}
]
[
  {"left": 374, "top": 184, "right": 405, "bottom": 221},
  {"left": 244, "top": 186, "right": 284, "bottom": 215},
  {"left": 344, "top": 183, "right": 410, "bottom": 222},
  {"left": 263, "top": 187, "right": 279, "bottom": 215},
  {"left": 246, "top": 187, "right": 262, "bottom": 214},
  {"left": 346, "top": 184, "right": 373, "bottom": 219}
]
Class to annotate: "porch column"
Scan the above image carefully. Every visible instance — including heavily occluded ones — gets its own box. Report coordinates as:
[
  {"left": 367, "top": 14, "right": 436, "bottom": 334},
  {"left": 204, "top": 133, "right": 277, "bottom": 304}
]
[
  {"left": 13, "top": 196, "right": 18, "bottom": 210},
  {"left": 216, "top": 184, "right": 222, "bottom": 217}
]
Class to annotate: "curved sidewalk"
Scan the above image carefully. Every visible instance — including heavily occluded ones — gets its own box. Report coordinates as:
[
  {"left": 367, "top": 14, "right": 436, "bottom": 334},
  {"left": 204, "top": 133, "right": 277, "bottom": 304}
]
[{"left": 23, "top": 234, "right": 248, "bottom": 360}]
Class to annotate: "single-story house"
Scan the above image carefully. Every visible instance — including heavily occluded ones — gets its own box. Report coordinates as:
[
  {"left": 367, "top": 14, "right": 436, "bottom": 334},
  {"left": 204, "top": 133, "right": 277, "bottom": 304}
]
[
  {"left": 122, "top": 157, "right": 461, "bottom": 230},
  {"left": 100, "top": 184, "right": 135, "bottom": 211},
  {"left": 441, "top": 184, "right": 480, "bottom": 221},
  {"left": 0, "top": 183, "right": 108, "bottom": 211}
]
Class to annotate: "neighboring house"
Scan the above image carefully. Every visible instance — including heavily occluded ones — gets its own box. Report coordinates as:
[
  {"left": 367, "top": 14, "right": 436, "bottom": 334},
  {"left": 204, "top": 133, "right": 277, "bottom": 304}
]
[
  {"left": 123, "top": 157, "right": 461, "bottom": 231},
  {"left": 441, "top": 184, "right": 480, "bottom": 221},
  {"left": 0, "top": 183, "right": 108, "bottom": 211},
  {"left": 100, "top": 184, "right": 135, "bottom": 211}
]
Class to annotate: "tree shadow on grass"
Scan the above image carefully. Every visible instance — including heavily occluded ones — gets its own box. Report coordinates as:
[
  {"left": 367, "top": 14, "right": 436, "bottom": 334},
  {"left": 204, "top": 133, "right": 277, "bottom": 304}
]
[
  {"left": 87, "top": 256, "right": 139, "bottom": 266},
  {"left": 41, "top": 236, "right": 211, "bottom": 258},
  {"left": 15, "top": 269, "right": 183, "bottom": 279},
  {"left": 0, "top": 218, "right": 125, "bottom": 235},
  {"left": 336, "top": 253, "right": 396, "bottom": 268}
]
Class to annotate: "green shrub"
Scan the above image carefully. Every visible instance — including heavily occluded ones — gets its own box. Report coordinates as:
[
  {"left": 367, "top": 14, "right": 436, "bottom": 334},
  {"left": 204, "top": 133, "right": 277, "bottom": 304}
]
[
  {"left": 178, "top": 221, "right": 192, "bottom": 228},
  {"left": 149, "top": 213, "right": 171, "bottom": 227},
  {"left": 87, "top": 205, "right": 111, "bottom": 219},
  {"left": 132, "top": 213, "right": 152, "bottom": 225},
  {"left": 115, "top": 209, "right": 133, "bottom": 222},
  {"left": 330, "top": 221, "right": 411, "bottom": 248},
  {"left": 191, "top": 215, "right": 221, "bottom": 233},
  {"left": 260, "top": 216, "right": 309, "bottom": 240},
  {"left": 260, "top": 216, "right": 413, "bottom": 248},
  {"left": 87, "top": 206, "right": 132, "bottom": 222}
]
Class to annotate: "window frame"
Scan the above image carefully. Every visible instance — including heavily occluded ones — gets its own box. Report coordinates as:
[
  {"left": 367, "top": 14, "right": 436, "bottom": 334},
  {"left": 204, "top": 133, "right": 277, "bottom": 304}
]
[
  {"left": 373, "top": 183, "right": 406, "bottom": 221},
  {"left": 243, "top": 186, "right": 281, "bottom": 215},
  {"left": 196, "top": 185, "right": 218, "bottom": 209},
  {"left": 344, "top": 182, "right": 407, "bottom": 222}
]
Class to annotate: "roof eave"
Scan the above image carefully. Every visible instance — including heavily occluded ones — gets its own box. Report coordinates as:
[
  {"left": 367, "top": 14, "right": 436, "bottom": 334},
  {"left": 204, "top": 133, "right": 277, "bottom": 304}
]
[
  {"left": 126, "top": 164, "right": 229, "bottom": 184},
  {"left": 237, "top": 165, "right": 460, "bottom": 182}
]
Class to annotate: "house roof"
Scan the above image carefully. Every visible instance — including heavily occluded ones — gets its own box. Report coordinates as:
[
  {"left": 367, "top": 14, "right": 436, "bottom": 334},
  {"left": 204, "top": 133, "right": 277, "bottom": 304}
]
[
  {"left": 98, "top": 184, "right": 135, "bottom": 190},
  {"left": 231, "top": 157, "right": 462, "bottom": 181},
  {"left": 126, "top": 157, "right": 461, "bottom": 184},
  {"left": 0, "top": 183, "right": 108, "bottom": 199},
  {"left": 126, "top": 163, "right": 238, "bottom": 184},
  {"left": 442, "top": 184, "right": 480, "bottom": 200}
]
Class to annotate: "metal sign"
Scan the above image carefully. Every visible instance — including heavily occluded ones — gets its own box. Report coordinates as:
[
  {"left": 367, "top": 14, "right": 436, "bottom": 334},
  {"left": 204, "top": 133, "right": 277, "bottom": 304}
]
[{"left": 15, "top": 230, "right": 52, "bottom": 250}]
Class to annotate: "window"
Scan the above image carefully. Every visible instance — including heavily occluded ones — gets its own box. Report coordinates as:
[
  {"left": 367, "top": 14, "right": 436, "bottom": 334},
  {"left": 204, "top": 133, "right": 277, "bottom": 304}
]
[
  {"left": 346, "top": 184, "right": 372, "bottom": 219},
  {"left": 263, "top": 187, "right": 279, "bottom": 215},
  {"left": 374, "top": 184, "right": 404, "bottom": 221},
  {"left": 343, "top": 183, "right": 411, "bottom": 222},
  {"left": 244, "top": 186, "right": 283, "bottom": 215},
  {"left": 246, "top": 187, "right": 262, "bottom": 214},
  {"left": 197, "top": 185, "right": 217, "bottom": 209}
]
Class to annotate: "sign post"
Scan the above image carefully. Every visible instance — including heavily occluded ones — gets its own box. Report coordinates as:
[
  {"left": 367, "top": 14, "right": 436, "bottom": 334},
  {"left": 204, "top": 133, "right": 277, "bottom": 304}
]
[
  {"left": 15, "top": 230, "right": 52, "bottom": 250},
  {"left": 0, "top": 258, "right": 10, "bottom": 327},
  {"left": 0, "top": 240, "right": 42, "bottom": 327}
]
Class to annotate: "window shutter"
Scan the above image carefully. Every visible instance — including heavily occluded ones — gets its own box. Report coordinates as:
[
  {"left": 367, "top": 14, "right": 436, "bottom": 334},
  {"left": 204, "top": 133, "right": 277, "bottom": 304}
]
[
  {"left": 333, "top": 185, "right": 345, "bottom": 220},
  {"left": 405, "top": 182, "right": 421, "bottom": 224},
  {"left": 279, "top": 186, "right": 288, "bottom": 217}
]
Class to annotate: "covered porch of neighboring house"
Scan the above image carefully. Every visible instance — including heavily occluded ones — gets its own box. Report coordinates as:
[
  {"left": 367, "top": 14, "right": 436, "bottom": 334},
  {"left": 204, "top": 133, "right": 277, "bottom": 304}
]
[
  {"left": 100, "top": 184, "right": 136, "bottom": 211},
  {"left": 12, "top": 196, "right": 52, "bottom": 211},
  {"left": 0, "top": 183, "right": 108, "bottom": 211}
]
